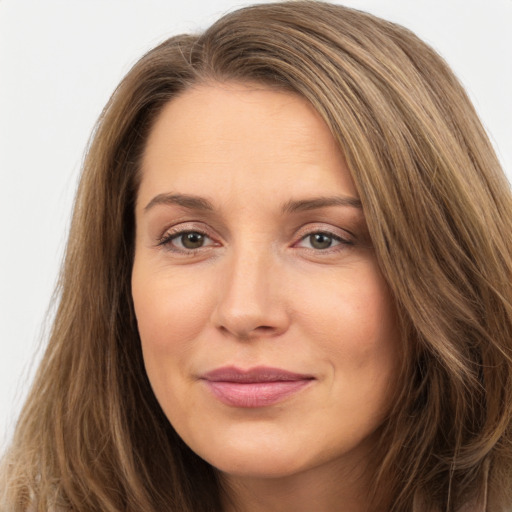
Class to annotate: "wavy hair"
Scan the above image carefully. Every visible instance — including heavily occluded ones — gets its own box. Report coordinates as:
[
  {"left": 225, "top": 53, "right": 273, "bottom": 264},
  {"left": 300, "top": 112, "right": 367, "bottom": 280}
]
[{"left": 2, "top": 2, "right": 512, "bottom": 511}]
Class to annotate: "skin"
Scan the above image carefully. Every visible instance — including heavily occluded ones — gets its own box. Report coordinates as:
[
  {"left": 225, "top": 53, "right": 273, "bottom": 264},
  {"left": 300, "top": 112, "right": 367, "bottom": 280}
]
[{"left": 132, "top": 82, "right": 400, "bottom": 512}]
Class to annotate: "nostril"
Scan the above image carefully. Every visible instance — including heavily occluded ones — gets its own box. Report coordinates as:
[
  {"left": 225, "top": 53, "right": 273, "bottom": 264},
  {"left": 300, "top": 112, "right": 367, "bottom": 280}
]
[
  {"left": 242, "top": 325, "right": 279, "bottom": 339},
  {"left": 255, "top": 326, "right": 274, "bottom": 332},
  {"left": 218, "top": 323, "right": 279, "bottom": 340}
]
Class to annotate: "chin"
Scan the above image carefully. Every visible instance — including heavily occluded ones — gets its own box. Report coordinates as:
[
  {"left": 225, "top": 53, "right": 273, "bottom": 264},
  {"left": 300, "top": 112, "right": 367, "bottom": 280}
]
[
  {"left": 210, "top": 452, "right": 310, "bottom": 480},
  {"left": 187, "top": 432, "right": 308, "bottom": 478}
]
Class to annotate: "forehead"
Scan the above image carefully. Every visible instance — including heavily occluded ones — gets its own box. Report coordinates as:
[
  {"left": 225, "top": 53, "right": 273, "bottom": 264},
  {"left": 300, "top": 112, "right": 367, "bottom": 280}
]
[{"left": 138, "top": 82, "right": 358, "bottom": 208}]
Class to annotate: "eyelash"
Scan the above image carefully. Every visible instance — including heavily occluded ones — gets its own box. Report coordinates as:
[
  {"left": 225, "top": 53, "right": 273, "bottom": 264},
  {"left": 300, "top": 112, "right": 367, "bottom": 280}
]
[
  {"left": 294, "top": 231, "right": 354, "bottom": 252},
  {"left": 157, "top": 225, "right": 354, "bottom": 256},
  {"left": 157, "top": 227, "right": 217, "bottom": 255}
]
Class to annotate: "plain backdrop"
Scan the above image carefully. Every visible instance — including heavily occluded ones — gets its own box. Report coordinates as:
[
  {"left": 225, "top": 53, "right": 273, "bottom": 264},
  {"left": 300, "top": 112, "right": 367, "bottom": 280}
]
[{"left": 1, "top": 0, "right": 511, "bottom": 450}]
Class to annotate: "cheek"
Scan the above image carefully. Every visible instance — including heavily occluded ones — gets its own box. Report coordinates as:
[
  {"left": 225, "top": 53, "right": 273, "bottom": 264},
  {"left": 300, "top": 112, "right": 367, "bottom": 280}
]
[
  {"left": 296, "top": 261, "right": 399, "bottom": 393},
  {"left": 344, "top": 290, "right": 398, "bottom": 359},
  {"left": 131, "top": 266, "right": 215, "bottom": 394},
  {"left": 342, "top": 283, "right": 398, "bottom": 374},
  {"left": 132, "top": 267, "right": 210, "bottom": 343},
  {"left": 298, "top": 262, "right": 397, "bottom": 344},
  {"left": 131, "top": 268, "right": 217, "bottom": 433}
]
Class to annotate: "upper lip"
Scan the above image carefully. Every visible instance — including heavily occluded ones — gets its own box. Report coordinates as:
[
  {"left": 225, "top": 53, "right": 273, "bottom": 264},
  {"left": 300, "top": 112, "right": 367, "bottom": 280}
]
[{"left": 201, "top": 366, "right": 315, "bottom": 383}]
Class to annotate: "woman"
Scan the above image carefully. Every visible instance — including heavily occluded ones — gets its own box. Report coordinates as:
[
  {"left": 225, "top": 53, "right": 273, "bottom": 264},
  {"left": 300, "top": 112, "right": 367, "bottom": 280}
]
[{"left": 1, "top": 1, "right": 511, "bottom": 511}]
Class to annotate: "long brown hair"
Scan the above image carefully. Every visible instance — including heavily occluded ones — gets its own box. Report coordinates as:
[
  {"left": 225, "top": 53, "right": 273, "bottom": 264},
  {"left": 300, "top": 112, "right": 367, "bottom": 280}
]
[{"left": 2, "top": 2, "right": 512, "bottom": 511}]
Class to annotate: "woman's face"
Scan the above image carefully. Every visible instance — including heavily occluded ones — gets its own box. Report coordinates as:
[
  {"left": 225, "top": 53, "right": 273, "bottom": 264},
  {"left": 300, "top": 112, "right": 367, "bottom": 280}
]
[{"left": 132, "top": 83, "right": 400, "bottom": 480}]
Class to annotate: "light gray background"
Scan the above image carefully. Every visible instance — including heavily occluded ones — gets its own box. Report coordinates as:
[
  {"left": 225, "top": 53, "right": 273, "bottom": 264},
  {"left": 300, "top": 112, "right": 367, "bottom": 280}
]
[{"left": 1, "top": 0, "right": 511, "bottom": 449}]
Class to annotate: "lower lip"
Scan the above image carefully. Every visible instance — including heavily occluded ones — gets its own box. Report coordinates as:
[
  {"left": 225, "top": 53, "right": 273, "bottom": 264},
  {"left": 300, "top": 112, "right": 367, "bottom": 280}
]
[{"left": 203, "top": 380, "right": 313, "bottom": 408}]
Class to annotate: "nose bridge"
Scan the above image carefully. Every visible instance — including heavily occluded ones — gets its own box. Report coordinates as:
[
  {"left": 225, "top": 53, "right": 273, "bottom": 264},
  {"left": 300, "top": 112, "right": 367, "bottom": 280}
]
[{"left": 213, "top": 237, "right": 288, "bottom": 338}]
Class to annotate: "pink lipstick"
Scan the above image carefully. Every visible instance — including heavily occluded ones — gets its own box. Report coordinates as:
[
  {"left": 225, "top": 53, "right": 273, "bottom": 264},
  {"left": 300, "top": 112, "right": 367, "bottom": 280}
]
[{"left": 201, "top": 366, "right": 315, "bottom": 408}]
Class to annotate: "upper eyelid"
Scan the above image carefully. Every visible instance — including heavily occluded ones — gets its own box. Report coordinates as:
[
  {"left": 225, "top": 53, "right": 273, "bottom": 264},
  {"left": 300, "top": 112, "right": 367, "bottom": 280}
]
[
  {"left": 293, "top": 232, "right": 352, "bottom": 252},
  {"left": 160, "top": 229, "right": 213, "bottom": 244},
  {"left": 158, "top": 221, "right": 216, "bottom": 239},
  {"left": 294, "top": 222, "right": 355, "bottom": 240}
]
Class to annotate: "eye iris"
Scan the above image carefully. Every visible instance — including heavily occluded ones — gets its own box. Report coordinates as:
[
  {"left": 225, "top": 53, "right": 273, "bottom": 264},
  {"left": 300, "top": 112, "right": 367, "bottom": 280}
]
[
  {"left": 310, "top": 233, "right": 332, "bottom": 249},
  {"left": 181, "top": 232, "right": 205, "bottom": 249}
]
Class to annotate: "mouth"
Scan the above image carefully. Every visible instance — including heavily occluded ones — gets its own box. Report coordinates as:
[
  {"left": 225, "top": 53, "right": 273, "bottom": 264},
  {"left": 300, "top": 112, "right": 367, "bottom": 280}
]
[{"left": 200, "top": 366, "right": 315, "bottom": 408}]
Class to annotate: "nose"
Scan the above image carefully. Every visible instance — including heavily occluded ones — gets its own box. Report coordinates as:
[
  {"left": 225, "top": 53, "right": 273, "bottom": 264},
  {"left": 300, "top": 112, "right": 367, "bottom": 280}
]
[{"left": 211, "top": 245, "right": 291, "bottom": 340}]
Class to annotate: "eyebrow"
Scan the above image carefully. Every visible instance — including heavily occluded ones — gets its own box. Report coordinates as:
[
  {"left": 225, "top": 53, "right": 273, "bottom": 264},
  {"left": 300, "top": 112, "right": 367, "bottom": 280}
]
[
  {"left": 144, "top": 193, "right": 215, "bottom": 212},
  {"left": 144, "top": 193, "right": 362, "bottom": 214},
  {"left": 281, "top": 196, "right": 362, "bottom": 213}
]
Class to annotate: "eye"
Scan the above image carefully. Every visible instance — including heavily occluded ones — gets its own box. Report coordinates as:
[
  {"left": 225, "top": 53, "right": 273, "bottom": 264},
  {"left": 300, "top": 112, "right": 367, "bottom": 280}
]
[
  {"left": 295, "top": 231, "right": 352, "bottom": 251},
  {"left": 159, "top": 230, "right": 216, "bottom": 251},
  {"left": 305, "top": 232, "right": 338, "bottom": 250}
]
